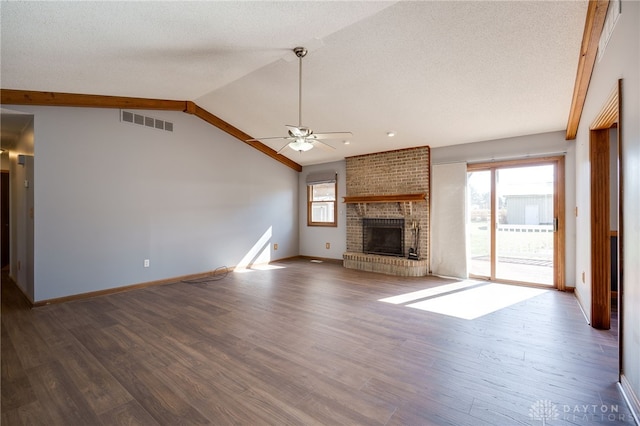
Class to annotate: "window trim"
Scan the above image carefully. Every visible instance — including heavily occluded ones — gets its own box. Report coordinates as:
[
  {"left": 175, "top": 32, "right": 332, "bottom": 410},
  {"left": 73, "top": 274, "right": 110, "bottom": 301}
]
[{"left": 307, "top": 181, "right": 338, "bottom": 227}]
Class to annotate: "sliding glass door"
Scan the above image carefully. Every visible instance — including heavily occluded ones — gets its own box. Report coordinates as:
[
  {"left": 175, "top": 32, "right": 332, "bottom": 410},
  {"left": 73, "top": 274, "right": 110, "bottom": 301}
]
[{"left": 467, "top": 158, "right": 564, "bottom": 287}]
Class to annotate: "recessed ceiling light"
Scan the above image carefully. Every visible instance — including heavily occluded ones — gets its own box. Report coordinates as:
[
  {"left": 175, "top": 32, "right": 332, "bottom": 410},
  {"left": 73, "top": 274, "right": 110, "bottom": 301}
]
[
  {"left": 387, "top": 131, "right": 396, "bottom": 137},
  {"left": 343, "top": 140, "right": 350, "bottom": 145}
]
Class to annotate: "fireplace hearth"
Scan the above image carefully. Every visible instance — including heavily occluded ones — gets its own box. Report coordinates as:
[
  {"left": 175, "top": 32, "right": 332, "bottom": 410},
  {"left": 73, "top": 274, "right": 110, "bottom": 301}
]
[{"left": 363, "top": 218, "right": 404, "bottom": 257}]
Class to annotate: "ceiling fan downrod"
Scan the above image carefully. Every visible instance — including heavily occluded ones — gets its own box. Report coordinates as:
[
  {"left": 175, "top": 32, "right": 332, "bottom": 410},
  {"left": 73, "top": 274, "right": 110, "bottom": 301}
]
[{"left": 294, "top": 47, "right": 307, "bottom": 128}]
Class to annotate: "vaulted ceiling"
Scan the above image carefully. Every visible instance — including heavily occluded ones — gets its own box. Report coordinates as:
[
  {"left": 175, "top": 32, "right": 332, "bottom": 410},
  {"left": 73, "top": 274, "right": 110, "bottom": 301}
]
[{"left": 1, "top": 1, "right": 588, "bottom": 166}]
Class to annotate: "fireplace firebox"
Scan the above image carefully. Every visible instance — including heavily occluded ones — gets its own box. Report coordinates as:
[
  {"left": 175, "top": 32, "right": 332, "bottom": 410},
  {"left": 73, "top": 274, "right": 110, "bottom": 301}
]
[{"left": 363, "top": 218, "right": 404, "bottom": 257}]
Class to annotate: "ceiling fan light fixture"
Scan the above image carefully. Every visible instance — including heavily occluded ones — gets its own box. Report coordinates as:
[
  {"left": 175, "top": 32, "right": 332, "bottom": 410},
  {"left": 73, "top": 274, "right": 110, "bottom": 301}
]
[{"left": 288, "top": 139, "right": 314, "bottom": 152}]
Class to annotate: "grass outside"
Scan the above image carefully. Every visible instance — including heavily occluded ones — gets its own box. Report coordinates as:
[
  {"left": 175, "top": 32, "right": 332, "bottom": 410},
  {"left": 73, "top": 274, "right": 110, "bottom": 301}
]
[{"left": 468, "top": 221, "right": 553, "bottom": 261}]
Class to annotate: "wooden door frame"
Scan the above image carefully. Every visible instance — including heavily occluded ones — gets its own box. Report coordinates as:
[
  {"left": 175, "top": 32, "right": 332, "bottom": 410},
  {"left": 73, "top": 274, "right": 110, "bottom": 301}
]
[
  {"left": 589, "top": 129, "right": 611, "bottom": 329},
  {"left": 468, "top": 156, "right": 566, "bottom": 289},
  {"left": 1, "top": 170, "right": 9, "bottom": 268},
  {"left": 589, "top": 80, "right": 622, "bottom": 332}
]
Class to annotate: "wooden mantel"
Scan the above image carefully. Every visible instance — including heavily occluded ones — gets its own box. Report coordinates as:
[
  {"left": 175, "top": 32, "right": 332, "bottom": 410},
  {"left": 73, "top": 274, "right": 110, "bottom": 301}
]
[
  {"left": 343, "top": 193, "right": 426, "bottom": 216},
  {"left": 343, "top": 193, "right": 426, "bottom": 204}
]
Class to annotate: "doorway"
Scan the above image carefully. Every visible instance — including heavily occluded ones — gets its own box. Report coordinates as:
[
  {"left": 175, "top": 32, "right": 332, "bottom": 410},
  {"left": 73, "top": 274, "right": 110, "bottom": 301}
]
[
  {"left": 467, "top": 157, "right": 565, "bottom": 288},
  {"left": 589, "top": 80, "right": 622, "bottom": 332},
  {"left": 1, "top": 171, "right": 9, "bottom": 268}
]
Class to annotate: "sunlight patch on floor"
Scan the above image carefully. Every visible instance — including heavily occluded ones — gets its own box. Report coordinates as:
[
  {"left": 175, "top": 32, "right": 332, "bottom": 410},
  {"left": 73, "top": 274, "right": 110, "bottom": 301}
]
[
  {"left": 379, "top": 279, "right": 484, "bottom": 304},
  {"left": 407, "top": 283, "right": 547, "bottom": 320}
]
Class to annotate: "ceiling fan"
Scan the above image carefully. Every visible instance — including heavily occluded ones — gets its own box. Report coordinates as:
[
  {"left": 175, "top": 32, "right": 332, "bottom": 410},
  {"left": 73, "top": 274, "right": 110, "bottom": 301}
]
[{"left": 247, "top": 46, "right": 352, "bottom": 153}]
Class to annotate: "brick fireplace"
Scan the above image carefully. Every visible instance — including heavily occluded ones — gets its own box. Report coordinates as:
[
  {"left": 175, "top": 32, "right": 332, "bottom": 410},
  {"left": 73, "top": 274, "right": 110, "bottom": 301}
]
[{"left": 343, "top": 146, "right": 430, "bottom": 276}]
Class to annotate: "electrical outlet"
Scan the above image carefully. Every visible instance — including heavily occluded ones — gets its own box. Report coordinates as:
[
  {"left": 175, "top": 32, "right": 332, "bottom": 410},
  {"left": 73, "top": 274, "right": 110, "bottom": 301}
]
[
  {"left": 273, "top": 243, "right": 278, "bottom": 250},
  {"left": 325, "top": 242, "right": 330, "bottom": 249},
  {"left": 144, "top": 259, "right": 150, "bottom": 268}
]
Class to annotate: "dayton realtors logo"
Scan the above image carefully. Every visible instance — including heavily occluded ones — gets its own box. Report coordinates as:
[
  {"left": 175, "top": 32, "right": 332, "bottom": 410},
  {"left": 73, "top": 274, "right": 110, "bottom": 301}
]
[
  {"left": 529, "top": 400, "right": 629, "bottom": 423},
  {"left": 529, "top": 400, "right": 559, "bottom": 424}
]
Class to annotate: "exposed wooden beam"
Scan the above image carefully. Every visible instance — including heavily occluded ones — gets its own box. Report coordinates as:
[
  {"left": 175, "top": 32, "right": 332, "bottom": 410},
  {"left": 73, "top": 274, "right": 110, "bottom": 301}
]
[
  {"left": 0, "top": 89, "right": 302, "bottom": 172},
  {"left": 0, "top": 89, "right": 186, "bottom": 111},
  {"left": 566, "top": 0, "right": 609, "bottom": 140},
  {"left": 185, "top": 101, "right": 302, "bottom": 172}
]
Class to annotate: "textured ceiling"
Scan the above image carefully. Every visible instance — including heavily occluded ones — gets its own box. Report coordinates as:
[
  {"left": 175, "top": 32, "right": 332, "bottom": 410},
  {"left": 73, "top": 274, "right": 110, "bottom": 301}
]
[{"left": 1, "top": 1, "right": 587, "bottom": 166}]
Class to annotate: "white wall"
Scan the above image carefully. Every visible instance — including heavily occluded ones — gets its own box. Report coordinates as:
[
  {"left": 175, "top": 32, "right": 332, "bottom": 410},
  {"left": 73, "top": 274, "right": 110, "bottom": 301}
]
[
  {"left": 431, "top": 131, "right": 572, "bottom": 165},
  {"left": 299, "top": 160, "right": 346, "bottom": 259},
  {"left": 431, "top": 131, "right": 576, "bottom": 287},
  {"left": 6, "top": 105, "right": 299, "bottom": 302},
  {"left": 574, "top": 0, "right": 640, "bottom": 414},
  {"left": 1, "top": 152, "right": 9, "bottom": 169}
]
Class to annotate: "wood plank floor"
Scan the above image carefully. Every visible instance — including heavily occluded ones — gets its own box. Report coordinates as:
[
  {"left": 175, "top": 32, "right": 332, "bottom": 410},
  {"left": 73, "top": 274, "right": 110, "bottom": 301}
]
[{"left": 1, "top": 259, "right": 634, "bottom": 425}]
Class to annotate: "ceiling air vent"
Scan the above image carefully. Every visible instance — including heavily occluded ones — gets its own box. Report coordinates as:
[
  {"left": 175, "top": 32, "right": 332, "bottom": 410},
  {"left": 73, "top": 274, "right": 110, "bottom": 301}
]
[{"left": 120, "top": 110, "right": 173, "bottom": 133}]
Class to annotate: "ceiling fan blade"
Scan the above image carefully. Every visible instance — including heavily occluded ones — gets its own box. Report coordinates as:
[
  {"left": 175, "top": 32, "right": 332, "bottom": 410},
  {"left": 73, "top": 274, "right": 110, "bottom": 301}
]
[
  {"left": 246, "top": 135, "right": 291, "bottom": 142},
  {"left": 276, "top": 142, "right": 292, "bottom": 154},
  {"left": 308, "top": 131, "right": 353, "bottom": 140},
  {"left": 313, "top": 140, "right": 336, "bottom": 151}
]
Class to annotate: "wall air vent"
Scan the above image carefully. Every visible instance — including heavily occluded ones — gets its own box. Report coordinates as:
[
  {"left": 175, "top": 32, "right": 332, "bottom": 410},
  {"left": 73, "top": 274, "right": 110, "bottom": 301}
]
[
  {"left": 598, "top": 0, "right": 621, "bottom": 62},
  {"left": 120, "top": 110, "right": 173, "bottom": 132}
]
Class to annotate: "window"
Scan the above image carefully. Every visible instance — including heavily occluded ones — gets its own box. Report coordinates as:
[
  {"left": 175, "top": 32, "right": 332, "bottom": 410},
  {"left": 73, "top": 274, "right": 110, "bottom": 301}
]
[{"left": 307, "top": 172, "right": 337, "bottom": 227}]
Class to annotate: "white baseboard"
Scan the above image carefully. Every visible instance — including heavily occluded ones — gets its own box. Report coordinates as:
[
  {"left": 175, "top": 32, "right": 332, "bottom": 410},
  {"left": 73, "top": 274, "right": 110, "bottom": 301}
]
[
  {"left": 573, "top": 288, "right": 591, "bottom": 325},
  {"left": 619, "top": 374, "right": 640, "bottom": 425}
]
